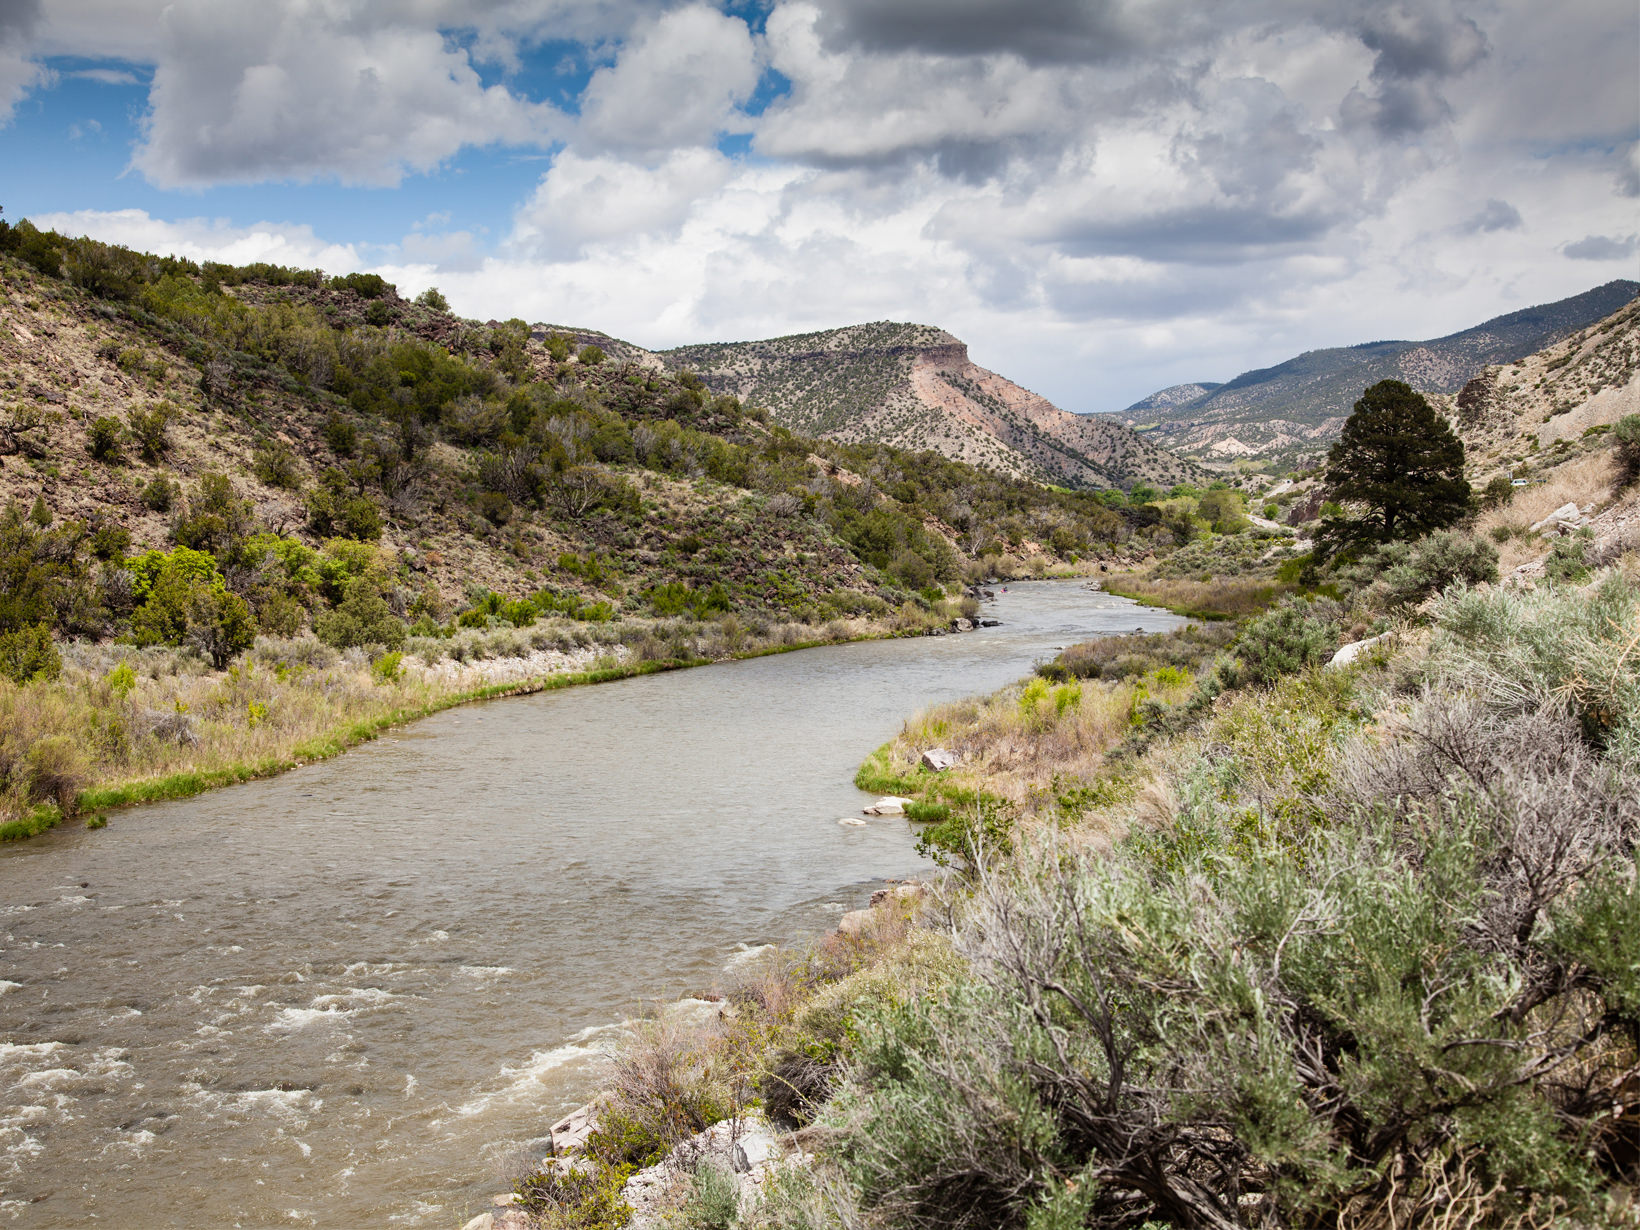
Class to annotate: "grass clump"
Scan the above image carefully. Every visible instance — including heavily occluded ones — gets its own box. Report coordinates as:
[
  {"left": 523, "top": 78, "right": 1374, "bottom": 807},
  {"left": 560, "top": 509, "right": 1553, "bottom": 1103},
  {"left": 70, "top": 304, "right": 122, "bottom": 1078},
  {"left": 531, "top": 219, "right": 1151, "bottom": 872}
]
[{"left": 1100, "top": 572, "right": 1290, "bottom": 619}]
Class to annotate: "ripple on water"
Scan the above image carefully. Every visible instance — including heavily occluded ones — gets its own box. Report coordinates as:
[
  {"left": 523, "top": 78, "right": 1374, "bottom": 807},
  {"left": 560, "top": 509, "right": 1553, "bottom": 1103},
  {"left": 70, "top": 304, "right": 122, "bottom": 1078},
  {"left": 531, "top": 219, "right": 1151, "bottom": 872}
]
[{"left": 450, "top": 1022, "right": 624, "bottom": 1121}]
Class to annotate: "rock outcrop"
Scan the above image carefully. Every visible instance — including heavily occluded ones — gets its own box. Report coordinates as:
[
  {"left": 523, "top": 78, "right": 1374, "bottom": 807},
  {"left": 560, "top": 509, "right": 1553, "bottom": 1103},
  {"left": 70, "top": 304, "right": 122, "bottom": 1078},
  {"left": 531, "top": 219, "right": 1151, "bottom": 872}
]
[{"left": 660, "top": 323, "right": 1206, "bottom": 491}]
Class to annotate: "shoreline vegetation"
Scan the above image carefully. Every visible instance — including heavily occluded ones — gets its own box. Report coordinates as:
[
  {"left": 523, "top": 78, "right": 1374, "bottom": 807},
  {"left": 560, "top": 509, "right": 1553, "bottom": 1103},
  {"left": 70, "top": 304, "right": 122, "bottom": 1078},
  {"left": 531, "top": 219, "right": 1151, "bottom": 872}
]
[
  {"left": 1, "top": 598, "right": 1040, "bottom": 843},
  {"left": 500, "top": 476, "right": 1640, "bottom": 1227}
]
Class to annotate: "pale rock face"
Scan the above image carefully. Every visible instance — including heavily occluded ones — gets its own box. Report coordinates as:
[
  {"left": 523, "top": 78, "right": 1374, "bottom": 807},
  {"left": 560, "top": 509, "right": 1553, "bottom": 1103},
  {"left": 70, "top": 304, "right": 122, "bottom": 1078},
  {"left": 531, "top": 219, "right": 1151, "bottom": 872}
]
[
  {"left": 1328, "top": 632, "right": 1390, "bottom": 670},
  {"left": 920, "top": 747, "right": 958, "bottom": 771},
  {"left": 1527, "top": 502, "right": 1587, "bottom": 534},
  {"left": 862, "top": 796, "right": 911, "bottom": 815}
]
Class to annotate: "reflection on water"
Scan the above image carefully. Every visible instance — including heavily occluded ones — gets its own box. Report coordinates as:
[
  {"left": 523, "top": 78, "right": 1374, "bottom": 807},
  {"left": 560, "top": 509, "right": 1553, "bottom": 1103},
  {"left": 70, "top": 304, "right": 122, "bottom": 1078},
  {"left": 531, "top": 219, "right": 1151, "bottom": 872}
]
[{"left": 0, "top": 583, "right": 1183, "bottom": 1227}]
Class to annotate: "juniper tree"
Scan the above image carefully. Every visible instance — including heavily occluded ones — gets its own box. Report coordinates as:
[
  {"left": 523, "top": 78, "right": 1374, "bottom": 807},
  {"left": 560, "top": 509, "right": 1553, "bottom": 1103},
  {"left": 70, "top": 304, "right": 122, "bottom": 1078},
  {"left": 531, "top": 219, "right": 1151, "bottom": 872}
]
[{"left": 1320, "top": 379, "right": 1469, "bottom": 555}]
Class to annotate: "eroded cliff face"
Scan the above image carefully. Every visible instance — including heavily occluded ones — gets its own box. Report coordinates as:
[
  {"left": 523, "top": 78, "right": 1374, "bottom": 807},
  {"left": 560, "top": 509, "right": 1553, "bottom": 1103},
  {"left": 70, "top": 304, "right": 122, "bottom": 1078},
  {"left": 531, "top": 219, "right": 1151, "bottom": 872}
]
[{"left": 661, "top": 324, "right": 1205, "bottom": 490}]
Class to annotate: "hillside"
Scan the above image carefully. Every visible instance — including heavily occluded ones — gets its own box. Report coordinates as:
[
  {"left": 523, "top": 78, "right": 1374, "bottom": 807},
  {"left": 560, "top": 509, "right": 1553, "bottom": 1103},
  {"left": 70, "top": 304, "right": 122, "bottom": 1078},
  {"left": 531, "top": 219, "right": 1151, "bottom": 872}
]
[
  {"left": 1450, "top": 293, "right": 1640, "bottom": 479},
  {"left": 1116, "top": 280, "right": 1639, "bottom": 467},
  {"left": 660, "top": 323, "right": 1206, "bottom": 492},
  {"left": 0, "top": 218, "right": 1226, "bottom": 838}
]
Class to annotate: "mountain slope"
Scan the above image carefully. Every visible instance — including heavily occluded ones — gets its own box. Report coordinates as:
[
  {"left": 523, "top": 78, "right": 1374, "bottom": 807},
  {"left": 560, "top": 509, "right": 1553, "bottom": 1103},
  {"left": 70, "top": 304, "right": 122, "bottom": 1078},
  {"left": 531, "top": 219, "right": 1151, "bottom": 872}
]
[
  {"left": 1450, "top": 294, "right": 1640, "bottom": 478},
  {"left": 1115, "top": 280, "right": 1639, "bottom": 466},
  {"left": 661, "top": 323, "right": 1205, "bottom": 491}
]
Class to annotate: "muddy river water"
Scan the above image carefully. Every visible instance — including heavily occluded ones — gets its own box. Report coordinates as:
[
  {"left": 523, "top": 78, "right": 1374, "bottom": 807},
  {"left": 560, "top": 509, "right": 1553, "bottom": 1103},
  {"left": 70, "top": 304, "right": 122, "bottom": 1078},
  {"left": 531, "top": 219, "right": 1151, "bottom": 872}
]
[{"left": 0, "top": 582, "right": 1184, "bottom": 1227}]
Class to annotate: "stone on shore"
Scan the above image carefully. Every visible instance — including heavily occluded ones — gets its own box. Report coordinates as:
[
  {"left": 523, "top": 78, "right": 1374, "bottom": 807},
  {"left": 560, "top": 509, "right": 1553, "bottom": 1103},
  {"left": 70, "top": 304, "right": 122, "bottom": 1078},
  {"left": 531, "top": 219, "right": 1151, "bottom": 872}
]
[
  {"left": 862, "top": 796, "right": 912, "bottom": 816},
  {"left": 920, "top": 748, "right": 957, "bottom": 771},
  {"left": 622, "top": 1113, "right": 788, "bottom": 1228},
  {"left": 549, "top": 1097, "right": 604, "bottom": 1155}
]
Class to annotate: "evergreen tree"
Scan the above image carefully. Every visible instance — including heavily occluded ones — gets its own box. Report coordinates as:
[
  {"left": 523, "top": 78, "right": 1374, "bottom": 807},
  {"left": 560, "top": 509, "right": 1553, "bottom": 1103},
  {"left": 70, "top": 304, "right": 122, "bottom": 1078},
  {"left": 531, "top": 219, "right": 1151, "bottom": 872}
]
[{"left": 1320, "top": 379, "right": 1469, "bottom": 554}]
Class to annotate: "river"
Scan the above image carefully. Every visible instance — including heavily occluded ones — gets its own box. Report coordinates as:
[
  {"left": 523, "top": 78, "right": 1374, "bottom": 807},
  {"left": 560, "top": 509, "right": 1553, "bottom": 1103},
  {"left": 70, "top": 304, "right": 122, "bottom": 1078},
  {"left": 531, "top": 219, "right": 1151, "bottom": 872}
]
[{"left": 0, "top": 582, "right": 1184, "bottom": 1227}]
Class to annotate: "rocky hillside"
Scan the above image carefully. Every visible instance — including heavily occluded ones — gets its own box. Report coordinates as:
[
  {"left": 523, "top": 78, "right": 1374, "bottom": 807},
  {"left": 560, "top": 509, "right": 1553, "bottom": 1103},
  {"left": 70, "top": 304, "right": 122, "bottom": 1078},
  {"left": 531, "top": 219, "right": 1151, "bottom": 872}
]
[
  {"left": 660, "top": 323, "right": 1206, "bottom": 492},
  {"left": 1450, "top": 294, "right": 1640, "bottom": 480},
  {"left": 0, "top": 221, "right": 1193, "bottom": 656},
  {"left": 1120, "top": 382, "right": 1222, "bottom": 413},
  {"left": 1116, "top": 280, "right": 1639, "bottom": 467}
]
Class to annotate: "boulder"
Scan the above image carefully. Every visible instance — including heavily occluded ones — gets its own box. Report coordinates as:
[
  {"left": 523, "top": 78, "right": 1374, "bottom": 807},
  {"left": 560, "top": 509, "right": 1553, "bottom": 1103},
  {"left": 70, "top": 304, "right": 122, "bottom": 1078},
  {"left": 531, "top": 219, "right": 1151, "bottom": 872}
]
[
  {"left": 1327, "top": 632, "right": 1389, "bottom": 670},
  {"left": 862, "top": 796, "right": 911, "bottom": 816},
  {"left": 549, "top": 1097, "right": 604, "bottom": 1155},
  {"left": 920, "top": 748, "right": 957, "bottom": 772},
  {"left": 950, "top": 617, "right": 974, "bottom": 632},
  {"left": 733, "top": 1130, "right": 778, "bottom": 1173},
  {"left": 837, "top": 908, "right": 875, "bottom": 937},
  {"left": 836, "top": 816, "right": 867, "bottom": 827},
  {"left": 1529, "top": 502, "right": 1584, "bottom": 534},
  {"left": 870, "top": 882, "right": 927, "bottom": 907}
]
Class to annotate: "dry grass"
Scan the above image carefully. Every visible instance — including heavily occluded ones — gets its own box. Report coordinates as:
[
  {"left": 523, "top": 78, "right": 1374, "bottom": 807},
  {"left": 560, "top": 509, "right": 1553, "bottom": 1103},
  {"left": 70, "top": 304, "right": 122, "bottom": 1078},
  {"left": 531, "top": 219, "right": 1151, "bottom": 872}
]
[
  {"left": 1475, "top": 452, "right": 1622, "bottom": 571},
  {"left": 873, "top": 670, "right": 1192, "bottom": 819},
  {"left": 1100, "top": 573, "right": 1291, "bottom": 619},
  {"left": 0, "top": 634, "right": 637, "bottom": 837}
]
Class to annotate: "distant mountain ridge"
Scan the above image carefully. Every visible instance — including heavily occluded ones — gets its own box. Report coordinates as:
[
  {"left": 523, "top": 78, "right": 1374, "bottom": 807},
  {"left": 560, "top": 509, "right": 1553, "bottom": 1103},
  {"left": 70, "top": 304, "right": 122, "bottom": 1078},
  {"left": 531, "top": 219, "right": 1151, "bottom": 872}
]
[
  {"left": 1121, "top": 382, "right": 1222, "bottom": 413},
  {"left": 1113, "top": 280, "right": 1639, "bottom": 465},
  {"left": 656, "top": 323, "right": 1206, "bottom": 491}
]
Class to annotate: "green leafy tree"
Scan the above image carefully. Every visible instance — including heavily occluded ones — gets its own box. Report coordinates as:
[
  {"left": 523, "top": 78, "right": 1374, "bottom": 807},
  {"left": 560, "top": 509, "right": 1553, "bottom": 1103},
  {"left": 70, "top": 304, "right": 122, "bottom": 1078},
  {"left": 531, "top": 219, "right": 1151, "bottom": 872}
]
[
  {"left": 127, "top": 546, "right": 254, "bottom": 666},
  {"left": 1320, "top": 380, "right": 1469, "bottom": 554}
]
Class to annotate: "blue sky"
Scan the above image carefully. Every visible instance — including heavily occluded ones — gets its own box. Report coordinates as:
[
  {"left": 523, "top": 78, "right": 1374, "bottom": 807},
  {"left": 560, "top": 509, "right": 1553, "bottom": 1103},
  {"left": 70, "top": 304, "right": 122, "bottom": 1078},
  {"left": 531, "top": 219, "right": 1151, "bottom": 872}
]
[{"left": 1, "top": 0, "right": 1636, "bottom": 411}]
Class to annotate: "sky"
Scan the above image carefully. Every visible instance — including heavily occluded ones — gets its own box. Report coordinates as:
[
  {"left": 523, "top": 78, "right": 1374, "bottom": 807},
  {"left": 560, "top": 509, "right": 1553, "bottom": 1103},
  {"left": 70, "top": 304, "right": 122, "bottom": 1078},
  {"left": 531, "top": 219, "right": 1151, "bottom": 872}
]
[{"left": 1, "top": 0, "right": 1637, "bottom": 413}]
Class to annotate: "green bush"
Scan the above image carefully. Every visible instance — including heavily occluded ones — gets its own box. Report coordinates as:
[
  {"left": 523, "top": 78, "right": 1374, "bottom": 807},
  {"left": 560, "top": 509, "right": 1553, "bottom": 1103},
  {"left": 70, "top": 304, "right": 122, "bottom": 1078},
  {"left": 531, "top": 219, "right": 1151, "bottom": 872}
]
[
  {"left": 329, "top": 271, "right": 392, "bottom": 299},
  {"left": 370, "top": 650, "right": 404, "bottom": 684},
  {"left": 252, "top": 441, "right": 303, "bottom": 490},
  {"left": 1236, "top": 596, "right": 1340, "bottom": 685},
  {"left": 414, "top": 286, "right": 449, "bottom": 311},
  {"left": 1430, "top": 571, "right": 1640, "bottom": 762},
  {"left": 87, "top": 415, "right": 123, "bottom": 462},
  {"left": 1544, "top": 530, "right": 1592, "bottom": 584},
  {"left": 127, "top": 545, "right": 255, "bottom": 666},
  {"left": 141, "top": 474, "right": 180, "bottom": 512},
  {"left": 514, "top": 1159, "right": 634, "bottom": 1229},
  {"left": 314, "top": 580, "right": 407, "bottom": 651},
  {"left": 322, "top": 412, "right": 358, "bottom": 457},
  {"left": 1352, "top": 529, "right": 1499, "bottom": 606},
  {"left": 0, "top": 624, "right": 61, "bottom": 683},
  {"left": 306, "top": 472, "right": 383, "bottom": 540},
  {"left": 127, "top": 401, "right": 174, "bottom": 462},
  {"left": 831, "top": 725, "right": 1635, "bottom": 1230},
  {"left": 1613, "top": 413, "right": 1640, "bottom": 489},
  {"left": 677, "top": 1161, "right": 740, "bottom": 1230}
]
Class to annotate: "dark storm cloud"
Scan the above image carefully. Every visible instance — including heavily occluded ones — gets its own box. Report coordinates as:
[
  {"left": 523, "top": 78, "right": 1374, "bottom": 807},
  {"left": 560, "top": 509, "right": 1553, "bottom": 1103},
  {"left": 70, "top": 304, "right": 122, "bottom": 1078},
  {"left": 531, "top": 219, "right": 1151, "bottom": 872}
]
[
  {"left": 0, "top": 0, "right": 41, "bottom": 41},
  {"left": 1050, "top": 204, "right": 1338, "bottom": 265},
  {"left": 1461, "top": 199, "right": 1522, "bottom": 233},
  {"left": 1337, "top": 4, "right": 1488, "bottom": 137},
  {"left": 1565, "top": 234, "right": 1638, "bottom": 260},
  {"left": 1355, "top": 6, "right": 1487, "bottom": 80},
  {"left": 810, "top": 0, "right": 1176, "bottom": 66}
]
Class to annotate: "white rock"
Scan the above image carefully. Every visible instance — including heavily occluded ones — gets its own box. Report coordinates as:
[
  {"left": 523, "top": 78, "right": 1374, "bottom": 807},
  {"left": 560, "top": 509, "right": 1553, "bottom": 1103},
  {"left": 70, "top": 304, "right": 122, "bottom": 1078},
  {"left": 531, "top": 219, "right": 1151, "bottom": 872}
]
[
  {"left": 461, "top": 1215, "right": 494, "bottom": 1230},
  {"left": 1327, "top": 633, "right": 1389, "bottom": 670},
  {"left": 1529, "top": 503, "right": 1583, "bottom": 534},
  {"left": 550, "top": 1098, "right": 603, "bottom": 1155},
  {"left": 920, "top": 748, "right": 958, "bottom": 771},
  {"left": 837, "top": 817, "right": 867, "bottom": 827},
  {"left": 862, "top": 796, "right": 911, "bottom": 816},
  {"left": 734, "top": 1130, "right": 778, "bottom": 1173}
]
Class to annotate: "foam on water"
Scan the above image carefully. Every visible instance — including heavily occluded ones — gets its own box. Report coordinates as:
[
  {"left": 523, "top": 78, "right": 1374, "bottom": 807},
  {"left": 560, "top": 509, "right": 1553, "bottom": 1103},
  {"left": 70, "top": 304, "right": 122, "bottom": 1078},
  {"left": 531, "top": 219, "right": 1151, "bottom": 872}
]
[{"left": 451, "top": 1022, "right": 623, "bottom": 1120}]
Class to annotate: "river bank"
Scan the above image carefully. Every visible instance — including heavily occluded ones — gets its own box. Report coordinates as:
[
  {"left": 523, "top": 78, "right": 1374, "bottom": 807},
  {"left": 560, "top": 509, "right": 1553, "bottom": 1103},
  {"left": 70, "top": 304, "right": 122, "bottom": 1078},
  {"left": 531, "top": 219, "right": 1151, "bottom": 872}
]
[
  {"left": 514, "top": 563, "right": 1639, "bottom": 1228},
  {"left": 0, "top": 582, "right": 1184, "bottom": 1227},
  {"left": 1, "top": 601, "right": 1006, "bottom": 842}
]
